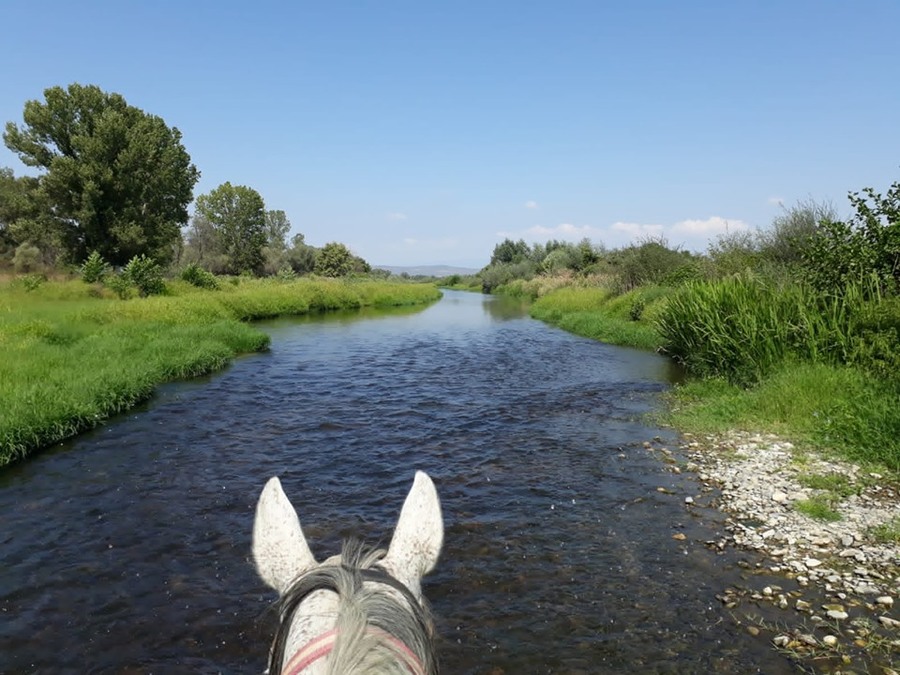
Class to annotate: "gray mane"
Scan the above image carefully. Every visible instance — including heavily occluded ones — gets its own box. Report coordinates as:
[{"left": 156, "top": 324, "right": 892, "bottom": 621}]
[{"left": 268, "top": 540, "right": 438, "bottom": 675}]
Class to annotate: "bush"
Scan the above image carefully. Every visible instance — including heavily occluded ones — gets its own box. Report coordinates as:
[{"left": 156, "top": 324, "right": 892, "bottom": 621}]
[
  {"left": 80, "top": 250, "right": 110, "bottom": 283},
  {"left": 801, "top": 180, "right": 900, "bottom": 296},
  {"left": 105, "top": 273, "right": 133, "bottom": 299},
  {"left": 123, "top": 255, "right": 165, "bottom": 297},
  {"left": 180, "top": 263, "right": 219, "bottom": 289},
  {"left": 12, "top": 242, "right": 41, "bottom": 274}
]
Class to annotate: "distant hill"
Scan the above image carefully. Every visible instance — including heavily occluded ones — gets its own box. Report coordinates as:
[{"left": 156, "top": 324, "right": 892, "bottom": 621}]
[{"left": 374, "top": 264, "right": 479, "bottom": 277}]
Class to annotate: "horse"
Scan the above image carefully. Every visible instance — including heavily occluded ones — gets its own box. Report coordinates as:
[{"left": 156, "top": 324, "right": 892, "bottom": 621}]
[{"left": 252, "top": 471, "right": 444, "bottom": 674}]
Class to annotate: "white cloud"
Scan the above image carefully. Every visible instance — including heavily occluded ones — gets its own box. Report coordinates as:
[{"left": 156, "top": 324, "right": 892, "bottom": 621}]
[
  {"left": 671, "top": 216, "right": 750, "bottom": 236},
  {"left": 499, "top": 215, "right": 752, "bottom": 252},
  {"left": 524, "top": 200, "right": 539, "bottom": 209},
  {"left": 386, "top": 212, "right": 408, "bottom": 221}
]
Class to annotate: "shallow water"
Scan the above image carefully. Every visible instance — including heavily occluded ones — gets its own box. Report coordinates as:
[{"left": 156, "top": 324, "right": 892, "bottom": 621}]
[{"left": 0, "top": 290, "right": 794, "bottom": 673}]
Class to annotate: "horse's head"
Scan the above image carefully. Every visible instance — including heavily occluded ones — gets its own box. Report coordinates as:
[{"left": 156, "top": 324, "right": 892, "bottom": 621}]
[{"left": 252, "top": 471, "right": 443, "bottom": 674}]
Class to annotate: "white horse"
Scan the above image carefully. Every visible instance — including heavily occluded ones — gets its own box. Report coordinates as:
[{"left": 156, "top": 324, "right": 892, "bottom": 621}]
[{"left": 253, "top": 471, "right": 444, "bottom": 674}]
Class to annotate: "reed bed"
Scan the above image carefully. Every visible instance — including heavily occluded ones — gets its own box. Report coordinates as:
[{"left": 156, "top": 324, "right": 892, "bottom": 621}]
[{"left": 0, "top": 278, "right": 440, "bottom": 466}]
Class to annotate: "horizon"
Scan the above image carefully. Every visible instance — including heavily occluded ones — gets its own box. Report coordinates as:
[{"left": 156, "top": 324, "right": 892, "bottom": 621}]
[{"left": 2, "top": 1, "right": 898, "bottom": 269}]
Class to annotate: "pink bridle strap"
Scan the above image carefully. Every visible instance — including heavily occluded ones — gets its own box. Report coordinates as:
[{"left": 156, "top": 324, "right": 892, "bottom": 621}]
[{"left": 282, "top": 626, "right": 425, "bottom": 675}]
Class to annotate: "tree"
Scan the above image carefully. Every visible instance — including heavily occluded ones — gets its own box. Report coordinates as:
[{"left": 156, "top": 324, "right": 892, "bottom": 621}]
[
  {"left": 490, "top": 238, "right": 531, "bottom": 265},
  {"left": 265, "top": 210, "right": 291, "bottom": 250},
  {"left": 0, "top": 167, "right": 59, "bottom": 265},
  {"left": 315, "top": 241, "right": 354, "bottom": 277},
  {"left": 194, "top": 182, "right": 266, "bottom": 274},
  {"left": 286, "top": 233, "right": 317, "bottom": 274},
  {"left": 3, "top": 84, "right": 199, "bottom": 266}
]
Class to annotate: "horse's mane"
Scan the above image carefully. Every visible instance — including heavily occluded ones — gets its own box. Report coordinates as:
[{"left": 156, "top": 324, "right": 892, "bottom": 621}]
[{"left": 268, "top": 540, "right": 438, "bottom": 675}]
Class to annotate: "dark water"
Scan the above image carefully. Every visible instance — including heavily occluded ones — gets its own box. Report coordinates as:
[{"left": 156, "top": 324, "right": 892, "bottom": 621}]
[{"left": 0, "top": 291, "right": 794, "bottom": 674}]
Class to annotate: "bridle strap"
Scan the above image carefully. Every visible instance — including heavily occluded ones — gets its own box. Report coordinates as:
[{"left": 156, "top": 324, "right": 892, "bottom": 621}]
[
  {"left": 282, "top": 626, "right": 425, "bottom": 675},
  {"left": 269, "top": 564, "right": 428, "bottom": 675}
]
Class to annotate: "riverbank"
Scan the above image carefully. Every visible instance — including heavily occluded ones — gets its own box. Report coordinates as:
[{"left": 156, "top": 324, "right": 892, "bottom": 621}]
[
  {"left": 0, "top": 276, "right": 441, "bottom": 467},
  {"left": 646, "top": 432, "right": 899, "bottom": 672},
  {"left": 509, "top": 282, "right": 900, "bottom": 671}
]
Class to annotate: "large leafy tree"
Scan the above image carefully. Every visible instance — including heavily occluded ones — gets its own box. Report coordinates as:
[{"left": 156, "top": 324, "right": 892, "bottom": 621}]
[
  {"left": 194, "top": 182, "right": 266, "bottom": 274},
  {"left": 3, "top": 84, "right": 199, "bottom": 265}
]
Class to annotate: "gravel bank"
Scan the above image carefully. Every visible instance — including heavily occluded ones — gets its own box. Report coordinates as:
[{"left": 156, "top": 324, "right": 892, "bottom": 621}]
[{"left": 670, "top": 431, "right": 899, "bottom": 672}]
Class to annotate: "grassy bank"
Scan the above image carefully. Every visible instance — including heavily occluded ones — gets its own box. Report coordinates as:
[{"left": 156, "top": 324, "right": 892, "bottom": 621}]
[
  {"left": 0, "top": 277, "right": 441, "bottom": 467},
  {"left": 501, "top": 278, "right": 900, "bottom": 475}
]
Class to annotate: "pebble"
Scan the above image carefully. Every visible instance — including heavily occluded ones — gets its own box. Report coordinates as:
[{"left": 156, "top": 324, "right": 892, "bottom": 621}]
[{"left": 674, "top": 430, "right": 900, "bottom": 664}]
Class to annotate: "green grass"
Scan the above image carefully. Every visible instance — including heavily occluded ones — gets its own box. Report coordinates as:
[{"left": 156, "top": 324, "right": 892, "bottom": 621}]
[
  {"left": 868, "top": 516, "right": 900, "bottom": 544},
  {"left": 662, "top": 362, "right": 900, "bottom": 473},
  {"left": 516, "top": 279, "right": 899, "bottom": 473},
  {"left": 0, "top": 276, "right": 441, "bottom": 466},
  {"left": 793, "top": 495, "right": 843, "bottom": 522},
  {"left": 528, "top": 285, "right": 668, "bottom": 350}
]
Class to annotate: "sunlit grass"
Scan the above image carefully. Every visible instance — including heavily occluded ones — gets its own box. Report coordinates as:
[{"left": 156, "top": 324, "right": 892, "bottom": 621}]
[{"left": 0, "top": 277, "right": 441, "bottom": 466}]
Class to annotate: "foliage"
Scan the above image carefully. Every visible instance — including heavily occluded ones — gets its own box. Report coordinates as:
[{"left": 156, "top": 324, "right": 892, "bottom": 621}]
[
  {"left": 181, "top": 214, "right": 229, "bottom": 273},
  {"left": 610, "top": 237, "right": 692, "bottom": 291},
  {"left": 3, "top": 84, "right": 199, "bottom": 265},
  {"left": 0, "top": 278, "right": 440, "bottom": 465},
  {"left": 793, "top": 496, "right": 842, "bottom": 522},
  {"left": 801, "top": 181, "right": 900, "bottom": 295},
  {"left": 180, "top": 263, "right": 219, "bottom": 289},
  {"left": 481, "top": 261, "right": 536, "bottom": 293},
  {"left": 760, "top": 198, "right": 835, "bottom": 267},
  {"left": 286, "top": 233, "right": 317, "bottom": 275},
  {"left": 265, "top": 210, "right": 291, "bottom": 250},
  {"left": 104, "top": 273, "right": 132, "bottom": 299},
  {"left": 491, "top": 238, "right": 531, "bottom": 265},
  {"left": 868, "top": 516, "right": 900, "bottom": 544},
  {"left": 80, "top": 250, "right": 110, "bottom": 284},
  {"left": 13, "top": 242, "right": 42, "bottom": 273},
  {"left": 194, "top": 182, "right": 267, "bottom": 275},
  {"left": 122, "top": 254, "right": 165, "bottom": 297},
  {"left": 276, "top": 265, "right": 297, "bottom": 281},
  {"left": 18, "top": 274, "right": 46, "bottom": 292},
  {"left": 315, "top": 242, "right": 355, "bottom": 277}
]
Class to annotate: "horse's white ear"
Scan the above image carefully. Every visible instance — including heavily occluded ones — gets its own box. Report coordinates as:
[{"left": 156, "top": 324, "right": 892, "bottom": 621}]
[
  {"left": 383, "top": 471, "right": 443, "bottom": 598},
  {"left": 252, "top": 477, "right": 317, "bottom": 594}
]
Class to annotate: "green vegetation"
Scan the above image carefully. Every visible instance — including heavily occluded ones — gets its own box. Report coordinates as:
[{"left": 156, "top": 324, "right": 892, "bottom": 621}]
[
  {"left": 473, "top": 183, "right": 900, "bottom": 476},
  {"left": 868, "top": 516, "right": 900, "bottom": 544},
  {"left": 793, "top": 496, "right": 842, "bottom": 522},
  {"left": 0, "top": 277, "right": 441, "bottom": 467}
]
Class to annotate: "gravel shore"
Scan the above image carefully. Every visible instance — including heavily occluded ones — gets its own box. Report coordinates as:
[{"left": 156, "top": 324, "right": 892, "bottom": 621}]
[{"left": 666, "top": 431, "right": 899, "bottom": 673}]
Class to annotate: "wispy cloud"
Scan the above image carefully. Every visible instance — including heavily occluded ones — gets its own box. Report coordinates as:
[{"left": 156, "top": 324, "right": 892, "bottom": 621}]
[
  {"left": 386, "top": 212, "right": 408, "bottom": 221},
  {"left": 499, "top": 215, "right": 751, "bottom": 251},
  {"left": 767, "top": 196, "right": 785, "bottom": 207},
  {"left": 524, "top": 200, "right": 539, "bottom": 209}
]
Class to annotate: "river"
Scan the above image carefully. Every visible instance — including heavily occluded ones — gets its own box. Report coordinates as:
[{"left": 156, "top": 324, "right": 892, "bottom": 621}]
[{"left": 0, "top": 290, "right": 793, "bottom": 673}]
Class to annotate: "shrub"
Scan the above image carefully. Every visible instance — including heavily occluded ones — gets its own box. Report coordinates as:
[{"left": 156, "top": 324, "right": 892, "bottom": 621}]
[
  {"left": 123, "top": 255, "right": 165, "bottom": 297},
  {"left": 801, "top": 180, "right": 900, "bottom": 296},
  {"left": 105, "top": 273, "right": 133, "bottom": 299},
  {"left": 80, "top": 250, "right": 110, "bottom": 283},
  {"left": 276, "top": 265, "right": 297, "bottom": 282},
  {"left": 13, "top": 242, "right": 41, "bottom": 274},
  {"left": 180, "top": 263, "right": 219, "bottom": 289}
]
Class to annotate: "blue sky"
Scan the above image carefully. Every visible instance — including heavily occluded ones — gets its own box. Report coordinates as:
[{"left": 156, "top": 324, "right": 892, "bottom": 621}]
[{"left": 2, "top": 1, "right": 899, "bottom": 268}]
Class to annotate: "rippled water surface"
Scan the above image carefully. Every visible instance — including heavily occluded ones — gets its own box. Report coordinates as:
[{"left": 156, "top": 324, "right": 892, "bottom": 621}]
[{"left": 0, "top": 291, "right": 794, "bottom": 673}]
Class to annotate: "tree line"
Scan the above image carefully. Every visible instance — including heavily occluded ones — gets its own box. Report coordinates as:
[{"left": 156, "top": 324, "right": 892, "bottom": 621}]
[{"left": 0, "top": 83, "right": 369, "bottom": 278}]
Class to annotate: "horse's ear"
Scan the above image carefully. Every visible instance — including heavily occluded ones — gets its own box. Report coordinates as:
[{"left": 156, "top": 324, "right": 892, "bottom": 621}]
[
  {"left": 252, "top": 477, "right": 317, "bottom": 594},
  {"left": 384, "top": 471, "right": 443, "bottom": 597}
]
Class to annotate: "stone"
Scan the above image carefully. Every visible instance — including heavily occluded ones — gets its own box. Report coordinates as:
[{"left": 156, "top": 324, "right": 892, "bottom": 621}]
[
  {"left": 772, "top": 491, "right": 788, "bottom": 503},
  {"left": 826, "top": 610, "right": 849, "bottom": 621},
  {"left": 822, "top": 635, "right": 838, "bottom": 647},
  {"left": 876, "top": 596, "right": 894, "bottom": 607}
]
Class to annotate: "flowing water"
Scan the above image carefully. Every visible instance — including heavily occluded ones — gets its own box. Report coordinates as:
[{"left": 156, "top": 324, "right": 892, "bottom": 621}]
[{"left": 0, "top": 290, "right": 795, "bottom": 674}]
